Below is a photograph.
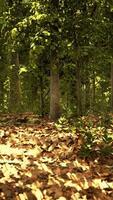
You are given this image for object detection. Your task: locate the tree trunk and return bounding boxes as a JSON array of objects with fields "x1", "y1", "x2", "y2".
[
  {"x1": 39, "y1": 76, "x2": 44, "y2": 116},
  {"x1": 9, "y1": 52, "x2": 21, "y2": 112},
  {"x1": 85, "y1": 78, "x2": 90, "y2": 113},
  {"x1": 76, "y1": 62, "x2": 82, "y2": 116},
  {"x1": 49, "y1": 61, "x2": 60, "y2": 121},
  {"x1": 82, "y1": 84, "x2": 86, "y2": 115},
  {"x1": 90, "y1": 71, "x2": 96, "y2": 113},
  {"x1": 111, "y1": 64, "x2": 113, "y2": 111},
  {"x1": 0, "y1": 80, "x2": 4, "y2": 111}
]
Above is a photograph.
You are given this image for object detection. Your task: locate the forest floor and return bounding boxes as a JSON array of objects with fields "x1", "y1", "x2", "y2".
[{"x1": 0, "y1": 113, "x2": 113, "y2": 200}]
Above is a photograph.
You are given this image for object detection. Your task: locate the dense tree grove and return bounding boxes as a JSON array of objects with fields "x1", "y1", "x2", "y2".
[{"x1": 0, "y1": 0, "x2": 113, "y2": 120}]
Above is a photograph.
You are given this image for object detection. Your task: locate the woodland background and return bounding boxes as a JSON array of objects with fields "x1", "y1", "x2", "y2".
[
  {"x1": 0, "y1": 0, "x2": 113, "y2": 120},
  {"x1": 1, "y1": 1, "x2": 113, "y2": 200}
]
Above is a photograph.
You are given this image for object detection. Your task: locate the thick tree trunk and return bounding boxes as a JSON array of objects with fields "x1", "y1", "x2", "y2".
[
  {"x1": 49, "y1": 62, "x2": 60, "y2": 121},
  {"x1": 9, "y1": 52, "x2": 21, "y2": 112},
  {"x1": 111, "y1": 64, "x2": 113, "y2": 111}
]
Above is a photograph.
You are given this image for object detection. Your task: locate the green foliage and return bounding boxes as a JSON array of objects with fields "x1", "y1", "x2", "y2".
[
  {"x1": 55, "y1": 116, "x2": 70, "y2": 131},
  {"x1": 78, "y1": 117, "x2": 113, "y2": 157},
  {"x1": 55, "y1": 115, "x2": 113, "y2": 158},
  {"x1": 0, "y1": 0, "x2": 113, "y2": 115}
]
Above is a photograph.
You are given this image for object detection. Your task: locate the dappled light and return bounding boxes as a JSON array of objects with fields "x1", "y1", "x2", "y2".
[
  {"x1": 1, "y1": 0, "x2": 113, "y2": 199},
  {"x1": 0, "y1": 114, "x2": 113, "y2": 199}
]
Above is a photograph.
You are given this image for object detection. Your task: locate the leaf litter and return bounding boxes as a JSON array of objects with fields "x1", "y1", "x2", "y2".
[{"x1": 0, "y1": 114, "x2": 113, "y2": 199}]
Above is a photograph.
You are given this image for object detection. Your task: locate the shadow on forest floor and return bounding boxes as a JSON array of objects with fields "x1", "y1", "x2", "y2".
[{"x1": 0, "y1": 114, "x2": 113, "y2": 199}]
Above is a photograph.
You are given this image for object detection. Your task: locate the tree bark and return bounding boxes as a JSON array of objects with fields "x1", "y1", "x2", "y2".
[
  {"x1": 85, "y1": 78, "x2": 90, "y2": 113},
  {"x1": 9, "y1": 52, "x2": 21, "y2": 112},
  {"x1": 90, "y1": 71, "x2": 96, "y2": 113},
  {"x1": 76, "y1": 62, "x2": 82, "y2": 116},
  {"x1": 111, "y1": 64, "x2": 113, "y2": 111},
  {"x1": 39, "y1": 76, "x2": 44, "y2": 116},
  {"x1": 49, "y1": 60, "x2": 60, "y2": 121},
  {"x1": 0, "y1": 80, "x2": 4, "y2": 111}
]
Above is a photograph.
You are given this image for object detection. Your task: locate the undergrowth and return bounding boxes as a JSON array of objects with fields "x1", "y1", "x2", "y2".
[{"x1": 55, "y1": 114, "x2": 113, "y2": 158}]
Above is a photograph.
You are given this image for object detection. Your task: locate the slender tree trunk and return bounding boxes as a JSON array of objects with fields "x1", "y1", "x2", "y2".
[
  {"x1": 82, "y1": 84, "x2": 86, "y2": 115},
  {"x1": 66, "y1": 83, "x2": 69, "y2": 111},
  {"x1": 49, "y1": 60, "x2": 60, "y2": 121},
  {"x1": 9, "y1": 52, "x2": 21, "y2": 112},
  {"x1": 39, "y1": 76, "x2": 44, "y2": 116},
  {"x1": 91, "y1": 71, "x2": 96, "y2": 112},
  {"x1": 85, "y1": 79, "x2": 90, "y2": 113},
  {"x1": 0, "y1": 80, "x2": 4, "y2": 111},
  {"x1": 111, "y1": 64, "x2": 113, "y2": 111},
  {"x1": 76, "y1": 62, "x2": 82, "y2": 116}
]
